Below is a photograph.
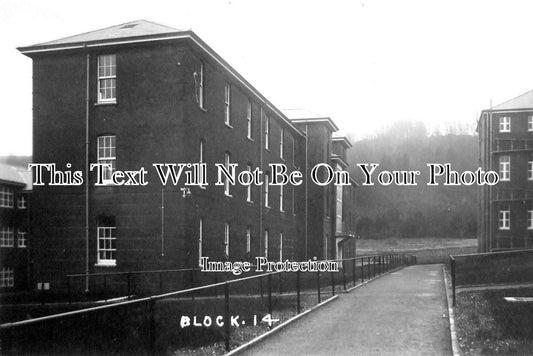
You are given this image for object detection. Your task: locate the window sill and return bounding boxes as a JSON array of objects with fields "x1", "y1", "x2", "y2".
[
  {"x1": 95, "y1": 263, "x2": 116, "y2": 267},
  {"x1": 95, "y1": 101, "x2": 117, "y2": 106}
]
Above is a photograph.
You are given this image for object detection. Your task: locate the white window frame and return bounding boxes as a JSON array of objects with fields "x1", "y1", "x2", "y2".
[
  {"x1": 528, "y1": 211, "x2": 533, "y2": 230},
  {"x1": 264, "y1": 173, "x2": 270, "y2": 207},
  {"x1": 499, "y1": 209, "x2": 510, "y2": 230},
  {"x1": 97, "y1": 220, "x2": 116, "y2": 266},
  {"x1": 529, "y1": 116, "x2": 533, "y2": 132},
  {"x1": 265, "y1": 114, "x2": 270, "y2": 150},
  {"x1": 1, "y1": 227, "x2": 14, "y2": 247},
  {"x1": 279, "y1": 184, "x2": 284, "y2": 212},
  {"x1": 336, "y1": 185, "x2": 343, "y2": 233},
  {"x1": 199, "y1": 218, "x2": 203, "y2": 266},
  {"x1": 246, "y1": 164, "x2": 253, "y2": 202},
  {"x1": 224, "y1": 222, "x2": 230, "y2": 257},
  {"x1": 292, "y1": 186, "x2": 295, "y2": 215},
  {"x1": 0, "y1": 186, "x2": 14, "y2": 208},
  {"x1": 264, "y1": 229, "x2": 269, "y2": 257},
  {"x1": 97, "y1": 54, "x2": 116, "y2": 103},
  {"x1": 198, "y1": 62, "x2": 204, "y2": 109},
  {"x1": 280, "y1": 128, "x2": 284, "y2": 160},
  {"x1": 0, "y1": 267, "x2": 14, "y2": 288},
  {"x1": 499, "y1": 116, "x2": 510, "y2": 132},
  {"x1": 246, "y1": 226, "x2": 251, "y2": 255},
  {"x1": 247, "y1": 100, "x2": 253, "y2": 139},
  {"x1": 17, "y1": 194, "x2": 27, "y2": 209},
  {"x1": 199, "y1": 140, "x2": 206, "y2": 189},
  {"x1": 224, "y1": 152, "x2": 231, "y2": 197},
  {"x1": 292, "y1": 136, "x2": 296, "y2": 166},
  {"x1": 224, "y1": 83, "x2": 231, "y2": 126},
  {"x1": 97, "y1": 135, "x2": 116, "y2": 184},
  {"x1": 499, "y1": 155, "x2": 510, "y2": 181},
  {"x1": 279, "y1": 232, "x2": 283, "y2": 262},
  {"x1": 18, "y1": 230, "x2": 27, "y2": 248}
]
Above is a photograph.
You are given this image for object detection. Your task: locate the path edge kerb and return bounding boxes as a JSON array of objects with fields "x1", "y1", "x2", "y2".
[
  {"x1": 442, "y1": 264, "x2": 460, "y2": 356},
  {"x1": 225, "y1": 295, "x2": 338, "y2": 356},
  {"x1": 226, "y1": 265, "x2": 408, "y2": 356}
]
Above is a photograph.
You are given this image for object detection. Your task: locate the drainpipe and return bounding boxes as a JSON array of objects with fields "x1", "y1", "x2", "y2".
[
  {"x1": 259, "y1": 108, "x2": 263, "y2": 258},
  {"x1": 85, "y1": 51, "x2": 90, "y2": 292},
  {"x1": 305, "y1": 124, "x2": 309, "y2": 260}
]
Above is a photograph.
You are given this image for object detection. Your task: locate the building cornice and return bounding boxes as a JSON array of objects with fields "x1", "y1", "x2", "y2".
[{"x1": 18, "y1": 30, "x2": 304, "y2": 137}]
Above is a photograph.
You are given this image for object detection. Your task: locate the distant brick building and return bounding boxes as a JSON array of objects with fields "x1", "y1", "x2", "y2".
[
  {"x1": 0, "y1": 163, "x2": 31, "y2": 290},
  {"x1": 18, "y1": 20, "x2": 357, "y2": 291},
  {"x1": 478, "y1": 90, "x2": 533, "y2": 251}
]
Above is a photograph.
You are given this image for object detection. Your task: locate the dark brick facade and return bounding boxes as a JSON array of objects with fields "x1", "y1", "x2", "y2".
[
  {"x1": 20, "y1": 22, "x2": 357, "y2": 291},
  {"x1": 0, "y1": 166, "x2": 31, "y2": 291},
  {"x1": 478, "y1": 107, "x2": 533, "y2": 251}
]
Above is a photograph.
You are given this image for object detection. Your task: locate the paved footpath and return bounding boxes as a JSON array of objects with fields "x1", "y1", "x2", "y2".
[{"x1": 246, "y1": 264, "x2": 452, "y2": 356}]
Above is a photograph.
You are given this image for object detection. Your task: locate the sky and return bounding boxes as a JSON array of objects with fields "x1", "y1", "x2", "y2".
[{"x1": 2, "y1": 0, "x2": 533, "y2": 155}]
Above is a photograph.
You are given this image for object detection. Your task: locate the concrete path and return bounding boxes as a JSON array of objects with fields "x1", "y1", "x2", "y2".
[{"x1": 246, "y1": 264, "x2": 452, "y2": 356}]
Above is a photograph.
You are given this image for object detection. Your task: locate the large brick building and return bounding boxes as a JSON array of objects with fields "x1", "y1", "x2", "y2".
[
  {"x1": 0, "y1": 163, "x2": 31, "y2": 290},
  {"x1": 18, "y1": 20, "x2": 356, "y2": 291},
  {"x1": 478, "y1": 90, "x2": 533, "y2": 252}
]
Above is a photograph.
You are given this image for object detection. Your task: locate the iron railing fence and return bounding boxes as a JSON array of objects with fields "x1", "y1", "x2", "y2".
[
  {"x1": 449, "y1": 249, "x2": 533, "y2": 306},
  {"x1": 0, "y1": 253, "x2": 413, "y2": 354}
]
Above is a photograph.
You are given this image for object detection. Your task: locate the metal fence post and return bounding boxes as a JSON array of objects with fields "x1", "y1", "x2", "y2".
[
  {"x1": 127, "y1": 272, "x2": 131, "y2": 300},
  {"x1": 268, "y1": 274, "x2": 273, "y2": 317},
  {"x1": 296, "y1": 269, "x2": 301, "y2": 314},
  {"x1": 260, "y1": 275, "x2": 264, "y2": 299},
  {"x1": 372, "y1": 256, "x2": 376, "y2": 278},
  {"x1": 361, "y1": 258, "x2": 364, "y2": 282},
  {"x1": 103, "y1": 275, "x2": 107, "y2": 302},
  {"x1": 352, "y1": 258, "x2": 356, "y2": 286},
  {"x1": 278, "y1": 273, "x2": 282, "y2": 295},
  {"x1": 224, "y1": 282, "x2": 230, "y2": 351},
  {"x1": 149, "y1": 298, "x2": 156, "y2": 354},
  {"x1": 67, "y1": 276, "x2": 72, "y2": 305},
  {"x1": 317, "y1": 270, "x2": 321, "y2": 304},
  {"x1": 450, "y1": 256, "x2": 456, "y2": 307},
  {"x1": 331, "y1": 270, "x2": 335, "y2": 296},
  {"x1": 342, "y1": 260, "x2": 347, "y2": 290}
]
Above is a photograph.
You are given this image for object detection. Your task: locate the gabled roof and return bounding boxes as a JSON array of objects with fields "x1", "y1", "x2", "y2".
[
  {"x1": 0, "y1": 163, "x2": 32, "y2": 190},
  {"x1": 491, "y1": 89, "x2": 533, "y2": 111},
  {"x1": 18, "y1": 20, "x2": 182, "y2": 52}
]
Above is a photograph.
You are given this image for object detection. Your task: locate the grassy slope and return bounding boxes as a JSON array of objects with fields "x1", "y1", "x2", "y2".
[{"x1": 356, "y1": 238, "x2": 477, "y2": 264}]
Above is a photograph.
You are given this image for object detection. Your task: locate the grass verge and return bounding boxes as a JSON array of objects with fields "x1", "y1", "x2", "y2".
[{"x1": 455, "y1": 287, "x2": 533, "y2": 355}]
